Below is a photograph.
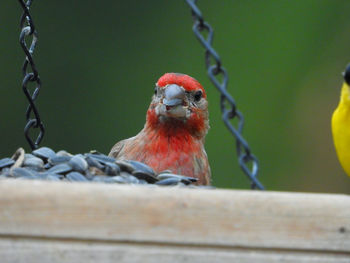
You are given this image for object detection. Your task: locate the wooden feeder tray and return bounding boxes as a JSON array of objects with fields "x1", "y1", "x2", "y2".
[{"x1": 0, "y1": 179, "x2": 349, "y2": 262}]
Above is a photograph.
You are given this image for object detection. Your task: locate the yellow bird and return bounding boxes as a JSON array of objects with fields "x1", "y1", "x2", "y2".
[{"x1": 332, "y1": 64, "x2": 350, "y2": 176}]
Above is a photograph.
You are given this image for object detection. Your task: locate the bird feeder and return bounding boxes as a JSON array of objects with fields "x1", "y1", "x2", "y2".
[{"x1": 0, "y1": 1, "x2": 349, "y2": 262}]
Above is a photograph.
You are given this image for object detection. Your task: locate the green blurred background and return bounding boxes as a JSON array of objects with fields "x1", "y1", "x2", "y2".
[{"x1": 2, "y1": 0, "x2": 350, "y2": 193}]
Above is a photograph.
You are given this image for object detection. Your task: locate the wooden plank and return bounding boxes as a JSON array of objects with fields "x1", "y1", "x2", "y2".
[
  {"x1": 0, "y1": 237, "x2": 349, "y2": 263},
  {"x1": 0, "y1": 179, "x2": 349, "y2": 260}
]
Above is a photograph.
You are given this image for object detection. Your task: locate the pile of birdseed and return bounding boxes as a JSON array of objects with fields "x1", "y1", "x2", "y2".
[{"x1": 0, "y1": 147, "x2": 210, "y2": 187}]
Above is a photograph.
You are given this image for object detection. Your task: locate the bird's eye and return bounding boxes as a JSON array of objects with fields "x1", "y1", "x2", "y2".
[
  {"x1": 154, "y1": 87, "x2": 158, "y2": 95},
  {"x1": 194, "y1": 90, "x2": 202, "y2": 101},
  {"x1": 344, "y1": 63, "x2": 350, "y2": 85}
]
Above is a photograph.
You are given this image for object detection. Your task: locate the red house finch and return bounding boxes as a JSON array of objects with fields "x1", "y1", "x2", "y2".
[{"x1": 109, "y1": 73, "x2": 211, "y2": 185}]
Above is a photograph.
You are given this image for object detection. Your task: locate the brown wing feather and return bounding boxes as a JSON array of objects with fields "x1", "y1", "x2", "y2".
[
  {"x1": 108, "y1": 136, "x2": 138, "y2": 159},
  {"x1": 108, "y1": 139, "x2": 127, "y2": 159}
]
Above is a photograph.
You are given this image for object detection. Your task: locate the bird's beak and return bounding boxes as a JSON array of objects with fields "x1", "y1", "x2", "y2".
[
  {"x1": 163, "y1": 84, "x2": 185, "y2": 107},
  {"x1": 156, "y1": 84, "x2": 189, "y2": 119}
]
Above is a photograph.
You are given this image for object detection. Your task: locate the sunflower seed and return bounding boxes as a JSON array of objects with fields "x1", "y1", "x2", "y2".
[
  {"x1": 84, "y1": 170, "x2": 94, "y2": 180},
  {"x1": 157, "y1": 173, "x2": 198, "y2": 183},
  {"x1": 11, "y1": 167, "x2": 37, "y2": 178},
  {"x1": 155, "y1": 177, "x2": 182, "y2": 185},
  {"x1": 44, "y1": 163, "x2": 52, "y2": 169},
  {"x1": 115, "y1": 160, "x2": 135, "y2": 173},
  {"x1": 120, "y1": 172, "x2": 139, "y2": 184},
  {"x1": 104, "y1": 162, "x2": 120, "y2": 176},
  {"x1": 138, "y1": 179, "x2": 148, "y2": 184},
  {"x1": 0, "y1": 158, "x2": 15, "y2": 169},
  {"x1": 87, "y1": 153, "x2": 115, "y2": 164},
  {"x1": 66, "y1": 172, "x2": 89, "y2": 182},
  {"x1": 127, "y1": 160, "x2": 155, "y2": 175},
  {"x1": 0, "y1": 148, "x2": 200, "y2": 187},
  {"x1": 23, "y1": 156, "x2": 44, "y2": 168},
  {"x1": 48, "y1": 155, "x2": 71, "y2": 165},
  {"x1": 47, "y1": 163, "x2": 72, "y2": 174},
  {"x1": 24, "y1": 153, "x2": 36, "y2": 159},
  {"x1": 69, "y1": 155, "x2": 88, "y2": 173},
  {"x1": 85, "y1": 156, "x2": 104, "y2": 170},
  {"x1": 89, "y1": 150, "x2": 103, "y2": 155},
  {"x1": 124, "y1": 175, "x2": 139, "y2": 184},
  {"x1": 43, "y1": 172, "x2": 64, "y2": 180},
  {"x1": 56, "y1": 150, "x2": 73, "y2": 157},
  {"x1": 32, "y1": 147, "x2": 56, "y2": 160},
  {"x1": 88, "y1": 166, "x2": 105, "y2": 175},
  {"x1": 12, "y1": 148, "x2": 25, "y2": 168},
  {"x1": 36, "y1": 173, "x2": 51, "y2": 180},
  {"x1": 0, "y1": 168, "x2": 11, "y2": 177},
  {"x1": 132, "y1": 170, "x2": 158, "y2": 183}
]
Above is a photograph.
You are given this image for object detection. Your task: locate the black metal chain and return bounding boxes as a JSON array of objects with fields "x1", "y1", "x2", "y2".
[
  {"x1": 18, "y1": 0, "x2": 45, "y2": 150},
  {"x1": 185, "y1": 0, "x2": 264, "y2": 190}
]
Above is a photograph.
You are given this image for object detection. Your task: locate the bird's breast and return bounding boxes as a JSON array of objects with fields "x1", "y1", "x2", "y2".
[
  {"x1": 121, "y1": 128, "x2": 210, "y2": 184},
  {"x1": 332, "y1": 103, "x2": 350, "y2": 177}
]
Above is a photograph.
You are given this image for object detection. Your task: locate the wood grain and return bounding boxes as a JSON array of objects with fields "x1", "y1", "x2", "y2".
[
  {"x1": 1, "y1": 238, "x2": 349, "y2": 263},
  {"x1": 0, "y1": 179, "x2": 349, "y2": 262}
]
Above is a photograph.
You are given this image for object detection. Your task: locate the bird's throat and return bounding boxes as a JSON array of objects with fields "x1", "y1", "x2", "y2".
[
  {"x1": 146, "y1": 108, "x2": 208, "y2": 139},
  {"x1": 340, "y1": 83, "x2": 350, "y2": 106},
  {"x1": 136, "y1": 123, "x2": 203, "y2": 175}
]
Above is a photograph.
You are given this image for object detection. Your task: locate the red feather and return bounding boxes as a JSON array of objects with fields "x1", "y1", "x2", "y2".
[{"x1": 109, "y1": 73, "x2": 211, "y2": 185}]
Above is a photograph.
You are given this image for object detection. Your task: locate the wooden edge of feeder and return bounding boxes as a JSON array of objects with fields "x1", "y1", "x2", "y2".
[{"x1": 0, "y1": 179, "x2": 349, "y2": 263}]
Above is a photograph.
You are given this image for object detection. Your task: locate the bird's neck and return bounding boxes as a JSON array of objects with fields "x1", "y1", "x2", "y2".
[
  {"x1": 144, "y1": 118, "x2": 202, "y2": 146},
  {"x1": 145, "y1": 108, "x2": 208, "y2": 139},
  {"x1": 140, "y1": 108, "x2": 206, "y2": 155},
  {"x1": 340, "y1": 83, "x2": 350, "y2": 107},
  {"x1": 143, "y1": 124, "x2": 201, "y2": 154}
]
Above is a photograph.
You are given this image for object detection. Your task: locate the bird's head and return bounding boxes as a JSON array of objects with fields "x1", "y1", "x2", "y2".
[
  {"x1": 146, "y1": 73, "x2": 209, "y2": 138},
  {"x1": 340, "y1": 64, "x2": 350, "y2": 105},
  {"x1": 343, "y1": 63, "x2": 350, "y2": 86}
]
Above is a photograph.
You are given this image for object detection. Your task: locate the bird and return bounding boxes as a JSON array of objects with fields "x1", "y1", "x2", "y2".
[
  {"x1": 109, "y1": 73, "x2": 211, "y2": 185},
  {"x1": 332, "y1": 63, "x2": 350, "y2": 177}
]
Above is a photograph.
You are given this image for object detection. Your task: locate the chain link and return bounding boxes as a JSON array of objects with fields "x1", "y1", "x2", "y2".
[
  {"x1": 185, "y1": 0, "x2": 264, "y2": 190},
  {"x1": 18, "y1": 0, "x2": 45, "y2": 150}
]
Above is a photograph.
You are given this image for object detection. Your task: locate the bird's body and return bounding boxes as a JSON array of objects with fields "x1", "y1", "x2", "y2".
[
  {"x1": 332, "y1": 79, "x2": 350, "y2": 177},
  {"x1": 109, "y1": 73, "x2": 211, "y2": 185}
]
